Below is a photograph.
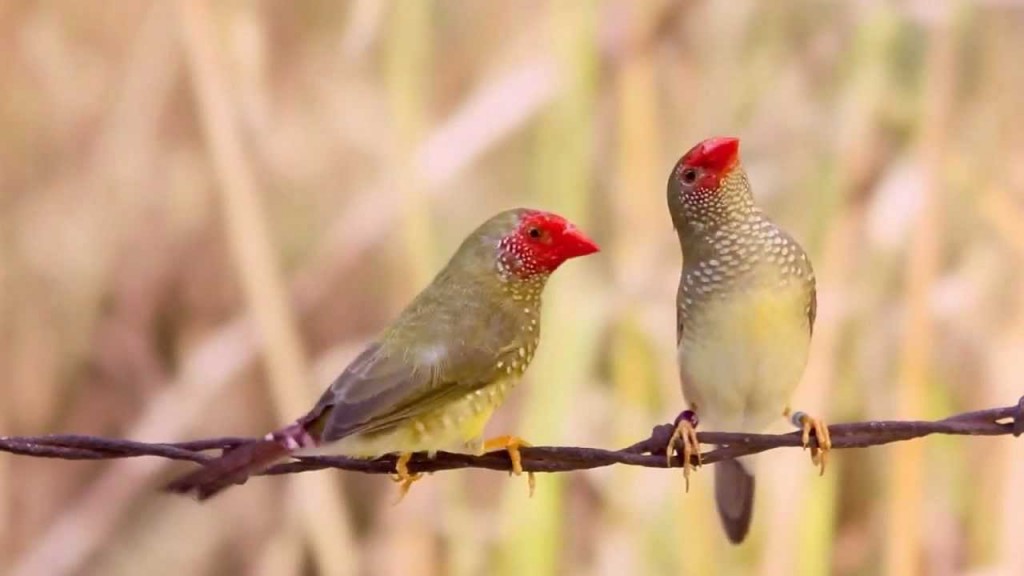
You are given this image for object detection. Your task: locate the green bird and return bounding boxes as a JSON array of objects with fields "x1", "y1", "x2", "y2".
[
  {"x1": 665, "y1": 137, "x2": 830, "y2": 543},
  {"x1": 165, "y1": 208, "x2": 599, "y2": 500}
]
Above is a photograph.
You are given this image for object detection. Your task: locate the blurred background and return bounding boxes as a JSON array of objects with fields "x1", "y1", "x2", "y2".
[{"x1": 1, "y1": 1, "x2": 1023, "y2": 575}]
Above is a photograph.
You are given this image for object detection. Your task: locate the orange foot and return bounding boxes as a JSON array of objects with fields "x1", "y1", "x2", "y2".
[
  {"x1": 785, "y1": 408, "x2": 832, "y2": 476},
  {"x1": 390, "y1": 452, "x2": 424, "y2": 503},
  {"x1": 483, "y1": 435, "x2": 536, "y2": 497},
  {"x1": 666, "y1": 409, "x2": 702, "y2": 492}
]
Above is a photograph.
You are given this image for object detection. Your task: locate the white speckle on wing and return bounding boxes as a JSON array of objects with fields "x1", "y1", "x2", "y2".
[{"x1": 419, "y1": 344, "x2": 447, "y2": 366}]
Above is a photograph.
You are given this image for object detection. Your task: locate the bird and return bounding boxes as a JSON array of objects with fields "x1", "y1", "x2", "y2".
[
  {"x1": 665, "y1": 136, "x2": 830, "y2": 544},
  {"x1": 164, "y1": 208, "x2": 599, "y2": 501}
]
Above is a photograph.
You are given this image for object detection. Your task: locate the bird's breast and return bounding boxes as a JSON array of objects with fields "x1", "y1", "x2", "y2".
[
  {"x1": 412, "y1": 377, "x2": 518, "y2": 446},
  {"x1": 678, "y1": 283, "x2": 811, "y2": 432}
]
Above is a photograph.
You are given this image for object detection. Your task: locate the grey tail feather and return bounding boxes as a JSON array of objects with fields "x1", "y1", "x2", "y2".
[
  {"x1": 163, "y1": 438, "x2": 290, "y2": 500},
  {"x1": 164, "y1": 422, "x2": 317, "y2": 501},
  {"x1": 714, "y1": 458, "x2": 755, "y2": 544}
]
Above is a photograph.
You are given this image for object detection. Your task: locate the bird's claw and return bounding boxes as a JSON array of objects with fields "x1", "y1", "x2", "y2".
[
  {"x1": 390, "y1": 452, "x2": 424, "y2": 503},
  {"x1": 789, "y1": 410, "x2": 832, "y2": 476},
  {"x1": 483, "y1": 435, "x2": 536, "y2": 497},
  {"x1": 666, "y1": 409, "x2": 702, "y2": 492}
]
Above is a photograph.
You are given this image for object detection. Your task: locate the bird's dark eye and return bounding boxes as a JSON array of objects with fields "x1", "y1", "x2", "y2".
[
  {"x1": 528, "y1": 227, "x2": 541, "y2": 239},
  {"x1": 681, "y1": 168, "x2": 697, "y2": 185}
]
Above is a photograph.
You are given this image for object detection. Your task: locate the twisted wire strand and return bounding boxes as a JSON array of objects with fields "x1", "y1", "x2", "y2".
[{"x1": 1, "y1": 398, "x2": 1020, "y2": 478}]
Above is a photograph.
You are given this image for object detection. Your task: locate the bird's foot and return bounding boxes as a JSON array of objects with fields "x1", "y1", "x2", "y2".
[
  {"x1": 390, "y1": 452, "x2": 424, "y2": 503},
  {"x1": 483, "y1": 435, "x2": 536, "y2": 497},
  {"x1": 666, "y1": 409, "x2": 702, "y2": 492},
  {"x1": 786, "y1": 409, "x2": 832, "y2": 475}
]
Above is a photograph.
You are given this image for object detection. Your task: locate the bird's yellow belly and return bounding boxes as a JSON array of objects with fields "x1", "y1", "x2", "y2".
[
  {"x1": 314, "y1": 378, "x2": 517, "y2": 458},
  {"x1": 679, "y1": 288, "x2": 810, "y2": 432}
]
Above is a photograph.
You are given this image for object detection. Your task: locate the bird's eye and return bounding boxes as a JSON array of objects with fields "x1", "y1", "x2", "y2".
[
  {"x1": 528, "y1": 227, "x2": 542, "y2": 239},
  {"x1": 681, "y1": 168, "x2": 697, "y2": 185}
]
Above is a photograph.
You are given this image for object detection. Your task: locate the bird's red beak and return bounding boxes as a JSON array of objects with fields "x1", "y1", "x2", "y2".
[
  {"x1": 685, "y1": 136, "x2": 740, "y2": 175},
  {"x1": 559, "y1": 225, "x2": 600, "y2": 260}
]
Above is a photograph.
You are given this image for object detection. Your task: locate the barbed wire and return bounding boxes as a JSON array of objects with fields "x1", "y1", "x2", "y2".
[{"x1": 1, "y1": 397, "x2": 1021, "y2": 479}]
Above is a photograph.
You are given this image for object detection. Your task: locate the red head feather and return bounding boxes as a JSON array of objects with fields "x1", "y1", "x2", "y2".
[
  {"x1": 674, "y1": 137, "x2": 741, "y2": 191},
  {"x1": 499, "y1": 210, "x2": 599, "y2": 277}
]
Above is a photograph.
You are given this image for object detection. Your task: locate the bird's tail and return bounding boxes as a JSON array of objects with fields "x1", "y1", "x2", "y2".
[
  {"x1": 714, "y1": 457, "x2": 755, "y2": 544},
  {"x1": 164, "y1": 422, "x2": 316, "y2": 501}
]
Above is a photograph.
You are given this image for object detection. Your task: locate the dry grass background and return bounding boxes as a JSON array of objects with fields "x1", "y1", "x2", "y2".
[{"x1": 2, "y1": 1, "x2": 1024, "y2": 575}]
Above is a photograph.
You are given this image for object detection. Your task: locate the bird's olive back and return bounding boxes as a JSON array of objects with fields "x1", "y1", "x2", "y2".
[{"x1": 378, "y1": 208, "x2": 547, "y2": 378}]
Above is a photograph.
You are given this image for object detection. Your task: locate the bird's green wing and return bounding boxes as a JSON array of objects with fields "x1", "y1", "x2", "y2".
[
  {"x1": 314, "y1": 340, "x2": 507, "y2": 443},
  {"x1": 807, "y1": 283, "x2": 817, "y2": 336},
  {"x1": 676, "y1": 281, "x2": 685, "y2": 345}
]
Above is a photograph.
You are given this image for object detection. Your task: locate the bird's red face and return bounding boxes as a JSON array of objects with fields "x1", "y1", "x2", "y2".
[
  {"x1": 672, "y1": 136, "x2": 741, "y2": 197},
  {"x1": 499, "y1": 210, "x2": 599, "y2": 277}
]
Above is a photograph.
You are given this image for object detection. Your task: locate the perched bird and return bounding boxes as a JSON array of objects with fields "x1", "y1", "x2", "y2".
[
  {"x1": 665, "y1": 137, "x2": 829, "y2": 544},
  {"x1": 165, "y1": 208, "x2": 599, "y2": 500}
]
